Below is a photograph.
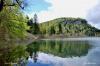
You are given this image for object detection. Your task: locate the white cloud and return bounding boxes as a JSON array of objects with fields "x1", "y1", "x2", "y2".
[
  {"x1": 28, "y1": 0, "x2": 98, "y2": 23},
  {"x1": 86, "y1": 0, "x2": 100, "y2": 29}
]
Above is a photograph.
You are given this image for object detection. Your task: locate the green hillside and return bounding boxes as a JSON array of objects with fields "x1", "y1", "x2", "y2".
[{"x1": 39, "y1": 17, "x2": 99, "y2": 37}]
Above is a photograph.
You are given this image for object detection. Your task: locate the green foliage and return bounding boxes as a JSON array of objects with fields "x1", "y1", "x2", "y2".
[
  {"x1": 0, "y1": 4, "x2": 27, "y2": 40},
  {"x1": 58, "y1": 23, "x2": 62, "y2": 34},
  {"x1": 0, "y1": 0, "x2": 24, "y2": 11},
  {"x1": 31, "y1": 22, "x2": 40, "y2": 34},
  {"x1": 0, "y1": 0, "x2": 28, "y2": 65},
  {"x1": 49, "y1": 26, "x2": 55, "y2": 35},
  {"x1": 40, "y1": 17, "x2": 98, "y2": 36},
  {"x1": 27, "y1": 14, "x2": 40, "y2": 35}
]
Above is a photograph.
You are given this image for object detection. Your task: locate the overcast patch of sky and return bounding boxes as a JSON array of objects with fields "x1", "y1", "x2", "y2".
[{"x1": 86, "y1": 0, "x2": 100, "y2": 29}]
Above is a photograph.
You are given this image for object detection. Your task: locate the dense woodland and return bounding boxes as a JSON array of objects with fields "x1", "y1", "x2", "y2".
[
  {"x1": 0, "y1": 0, "x2": 100, "y2": 66},
  {"x1": 40, "y1": 18, "x2": 95, "y2": 36},
  {"x1": 28, "y1": 17, "x2": 100, "y2": 37},
  {"x1": 0, "y1": 0, "x2": 99, "y2": 40}
]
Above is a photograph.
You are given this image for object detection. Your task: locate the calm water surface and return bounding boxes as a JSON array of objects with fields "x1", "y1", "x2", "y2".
[{"x1": 26, "y1": 38, "x2": 100, "y2": 66}]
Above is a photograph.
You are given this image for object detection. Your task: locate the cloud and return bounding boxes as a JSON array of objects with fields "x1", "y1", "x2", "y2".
[
  {"x1": 86, "y1": 0, "x2": 100, "y2": 29},
  {"x1": 27, "y1": 0, "x2": 99, "y2": 29},
  {"x1": 34, "y1": 0, "x2": 97, "y2": 22}
]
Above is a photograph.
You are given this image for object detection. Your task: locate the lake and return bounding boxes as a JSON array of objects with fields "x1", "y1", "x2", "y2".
[{"x1": 26, "y1": 37, "x2": 100, "y2": 66}]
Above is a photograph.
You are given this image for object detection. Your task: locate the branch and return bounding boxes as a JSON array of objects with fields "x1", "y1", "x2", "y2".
[
  {"x1": 15, "y1": 0, "x2": 24, "y2": 9},
  {"x1": 0, "y1": 0, "x2": 4, "y2": 11},
  {"x1": 0, "y1": 0, "x2": 24, "y2": 11}
]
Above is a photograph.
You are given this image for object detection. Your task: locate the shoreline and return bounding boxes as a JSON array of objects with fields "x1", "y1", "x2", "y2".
[{"x1": 41, "y1": 37, "x2": 100, "y2": 41}]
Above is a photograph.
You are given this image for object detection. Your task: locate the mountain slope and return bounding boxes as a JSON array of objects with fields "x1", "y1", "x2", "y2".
[{"x1": 39, "y1": 17, "x2": 99, "y2": 37}]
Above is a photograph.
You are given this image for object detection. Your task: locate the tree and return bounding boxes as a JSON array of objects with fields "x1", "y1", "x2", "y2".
[
  {"x1": 0, "y1": 0, "x2": 24, "y2": 11},
  {"x1": 50, "y1": 26, "x2": 55, "y2": 35},
  {"x1": 0, "y1": 6, "x2": 27, "y2": 40},
  {"x1": 27, "y1": 18, "x2": 34, "y2": 33},
  {"x1": 58, "y1": 23, "x2": 62, "y2": 34},
  {"x1": 30, "y1": 14, "x2": 40, "y2": 34},
  {"x1": 0, "y1": 0, "x2": 28, "y2": 65}
]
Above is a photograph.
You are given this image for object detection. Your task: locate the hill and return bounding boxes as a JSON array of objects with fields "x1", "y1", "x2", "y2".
[{"x1": 39, "y1": 17, "x2": 99, "y2": 37}]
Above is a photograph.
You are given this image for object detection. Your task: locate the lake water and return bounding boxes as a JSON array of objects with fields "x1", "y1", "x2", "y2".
[{"x1": 26, "y1": 37, "x2": 100, "y2": 66}]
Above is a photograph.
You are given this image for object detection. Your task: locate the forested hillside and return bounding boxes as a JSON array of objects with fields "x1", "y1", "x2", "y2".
[{"x1": 39, "y1": 17, "x2": 99, "y2": 37}]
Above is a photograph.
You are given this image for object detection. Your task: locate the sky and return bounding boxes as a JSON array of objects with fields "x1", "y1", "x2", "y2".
[{"x1": 23, "y1": 0, "x2": 100, "y2": 29}]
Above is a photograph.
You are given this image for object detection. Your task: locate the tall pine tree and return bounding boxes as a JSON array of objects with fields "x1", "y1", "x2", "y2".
[{"x1": 29, "y1": 14, "x2": 40, "y2": 34}]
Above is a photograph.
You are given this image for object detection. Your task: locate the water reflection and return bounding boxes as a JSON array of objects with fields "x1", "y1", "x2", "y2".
[
  {"x1": 85, "y1": 40, "x2": 100, "y2": 66},
  {"x1": 26, "y1": 41, "x2": 40, "y2": 63},
  {"x1": 0, "y1": 41, "x2": 28, "y2": 66},
  {"x1": 27, "y1": 52, "x2": 86, "y2": 66},
  {"x1": 1, "y1": 38, "x2": 100, "y2": 66},
  {"x1": 26, "y1": 40, "x2": 93, "y2": 66}
]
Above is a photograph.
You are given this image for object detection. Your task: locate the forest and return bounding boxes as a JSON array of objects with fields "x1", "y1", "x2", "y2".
[
  {"x1": 0, "y1": 0, "x2": 99, "y2": 41},
  {"x1": 28, "y1": 17, "x2": 100, "y2": 37},
  {"x1": 0, "y1": 0, "x2": 100, "y2": 66}
]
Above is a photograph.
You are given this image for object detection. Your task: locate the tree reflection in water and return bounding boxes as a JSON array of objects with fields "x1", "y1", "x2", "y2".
[
  {"x1": 26, "y1": 40, "x2": 92, "y2": 62},
  {"x1": 26, "y1": 41, "x2": 40, "y2": 63},
  {"x1": 0, "y1": 41, "x2": 28, "y2": 66}
]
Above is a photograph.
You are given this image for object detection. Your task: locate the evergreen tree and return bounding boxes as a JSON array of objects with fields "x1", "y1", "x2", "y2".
[
  {"x1": 50, "y1": 26, "x2": 55, "y2": 35},
  {"x1": 28, "y1": 14, "x2": 40, "y2": 34},
  {"x1": 58, "y1": 23, "x2": 62, "y2": 34}
]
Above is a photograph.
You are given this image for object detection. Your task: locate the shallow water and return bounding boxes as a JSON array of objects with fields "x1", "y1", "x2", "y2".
[{"x1": 26, "y1": 37, "x2": 100, "y2": 66}]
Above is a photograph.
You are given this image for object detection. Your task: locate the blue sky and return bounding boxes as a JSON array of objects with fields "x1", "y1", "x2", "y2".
[
  {"x1": 23, "y1": 0, "x2": 51, "y2": 13},
  {"x1": 23, "y1": 0, "x2": 100, "y2": 29}
]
